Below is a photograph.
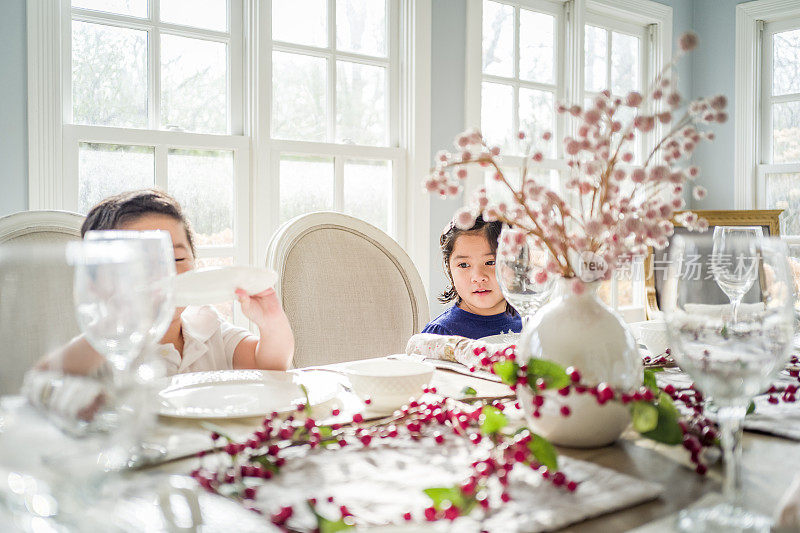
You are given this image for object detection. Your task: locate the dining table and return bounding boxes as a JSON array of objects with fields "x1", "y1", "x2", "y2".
[{"x1": 1, "y1": 356, "x2": 799, "y2": 532}]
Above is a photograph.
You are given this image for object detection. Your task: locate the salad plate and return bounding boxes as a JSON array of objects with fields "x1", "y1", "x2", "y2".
[{"x1": 158, "y1": 369, "x2": 338, "y2": 419}]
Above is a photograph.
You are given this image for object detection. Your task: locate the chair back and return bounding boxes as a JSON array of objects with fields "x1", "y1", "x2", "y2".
[
  {"x1": 266, "y1": 212, "x2": 429, "y2": 368},
  {"x1": 0, "y1": 210, "x2": 84, "y2": 394}
]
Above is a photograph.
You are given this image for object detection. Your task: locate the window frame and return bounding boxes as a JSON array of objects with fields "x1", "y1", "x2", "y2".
[
  {"x1": 27, "y1": 0, "x2": 432, "y2": 294},
  {"x1": 754, "y1": 15, "x2": 800, "y2": 231},
  {"x1": 464, "y1": 0, "x2": 671, "y2": 316},
  {"x1": 735, "y1": 0, "x2": 800, "y2": 212}
]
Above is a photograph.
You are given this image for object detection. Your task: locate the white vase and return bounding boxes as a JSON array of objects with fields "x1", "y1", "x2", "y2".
[{"x1": 517, "y1": 278, "x2": 642, "y2": 448}]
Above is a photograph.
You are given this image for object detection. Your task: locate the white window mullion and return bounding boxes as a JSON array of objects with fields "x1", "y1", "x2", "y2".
[
  {"x1": 150, "y1": 24, "x2": 161, "y2": 130},
  {"x1": 761, "y1": 22, "x2": 773, "y2": 166},
  {"x1": 334, "y1": 156, "x2": 345, "y2": 212},
  {"x1": 155, "y1": 145, "x2": 168, "y2": 189},
  {"x1": 327, "y1": 0, "x2": 336, "y2": 143}
]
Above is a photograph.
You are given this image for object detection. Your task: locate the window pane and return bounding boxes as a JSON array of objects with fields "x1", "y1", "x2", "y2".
[
  {"x1": 272, "y1": 52, "x2": 327, "y2": 141},
  {"x1": 343, "y1": 159, "x2": 391, "y2": 232},
  {"x1": 336, "y1": 61, "x2": 387, "y2": 146},
  {"x1": 482, "y1": 0, "x2": 514, "y2": 77},
  {"x1": 72, "y1": 0, "x2": 147, "y2": 18},
  {"x1": 519, "y1": 9, "x2": 554, "y2": 84},
  {"x1": 481, "y1": 82, "x2": 514, "y2": 152},
  {"x1": 336, "y1": 0, "x2": 387, "y2": 57},
  {"x1": 272, "y1": 0, "x2": 327, "y2": 47},
  {"x1": 772, "y1": 101, "x2": 800, "y2": 163},
  {"x1": 72, "y1": 21, "x2": 147, "y2": 128},
  {"x1": 168, "y1": 149, "x2": 234, "y2": 246},
  {"x1": 519, "y1": 88, "x2": 555, "y2": 157},
  {"x1": 611, "y1": 31, "x2": 639, "y2": 95},
  {"x1": 773, "y1": 29, "x2": 800, "y2": 96},
  {"x1": 766, "y1": 172, "x2": 800, "y2": 235},
  {"x1": 78, "y1": 143, "x2": 153, "y2": 213},
  {"x1": 279, "y1": 155, "x2": 334, "y2": 223},
  {"x1": 161, "y1": 35, "x2": 228, "y2": 134},
  {"x1": 485, "y1": 166, "x2": 520, "y2": 205},
  {"x1": 584, "y1": 25, "x2": 607, "y2": 93},
  {"x1": 160, "y1": 0, "x2": 227, "y2": 32}
]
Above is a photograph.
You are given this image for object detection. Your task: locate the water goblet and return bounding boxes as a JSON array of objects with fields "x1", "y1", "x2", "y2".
[
  {"x1": 711, "y1": 226, "x2": 764, "y2": 323},
  {"x1": 69, "y1": 239, "x2": 155, "y2": 469},
  {"x1": 663, "y1": 234, "x2": 795, "y2": 532},
  {"x1": 496, "y1": 227, "x2": 555, "y2": 326},
  {"x1": 83, "y1": 230, "x2": 176, "y2": 466}
]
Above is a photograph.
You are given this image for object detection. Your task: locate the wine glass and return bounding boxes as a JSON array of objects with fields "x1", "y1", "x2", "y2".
[
  {"x1": 83, "y1": 230, "x2": 176, "y2": 466},
  {"x1": 711, "y1": 226, "x2": 764, "y2": 323},
  {"x1": 84, "y1": 230, "x2": 175, "y2": 352},
  {"x1": 495, "y1": 227, "x2": 556, "y2": 326},
  {"x1": 662, "y1": 234, "x2": 795, "y2": 532},
  {"x1": 69, "y1": 239, "x2": 155, "y2": 469}
]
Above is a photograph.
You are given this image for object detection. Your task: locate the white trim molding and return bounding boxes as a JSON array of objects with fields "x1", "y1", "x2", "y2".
[
  {"x1": 400, "y1": 0, "x2": 432, "y2": 293},
  {"x1": 735, "y1": 0, "x2": 800, "y2": 209},
  {"x1": 26, "y1": 0, "x2": 64, "y2": 210}
]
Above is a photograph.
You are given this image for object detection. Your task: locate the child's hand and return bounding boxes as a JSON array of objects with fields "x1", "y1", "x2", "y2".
[{"x1": 235, "y1": 287, "x2": 286, "y2": 327}]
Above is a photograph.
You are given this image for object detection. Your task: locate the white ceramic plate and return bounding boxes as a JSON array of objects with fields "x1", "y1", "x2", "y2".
[
  {"x1": 173, "y1": 266, "x2": 278, "y2": 306},
  {"x1": 158, "y1": 370, "x2": 338, "y2": 419},
  {"x1": 479, "y1": 332, "x2": 520, "y2": 345}
]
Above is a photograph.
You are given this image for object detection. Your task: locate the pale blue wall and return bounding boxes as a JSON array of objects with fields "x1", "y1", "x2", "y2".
[
  {"x1": 0, "y1": 0, "x2": 27, "y2": 217},
  {"x1": 689, "y1": 0, "x2": 751, "y2": 209}
]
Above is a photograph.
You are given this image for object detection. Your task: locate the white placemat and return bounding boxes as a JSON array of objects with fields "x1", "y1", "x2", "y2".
[
  {"x1": 248, "y1": 430, "x2": 663, "y2": 532},
  {"x1": 656, "y1": 369, "x2": 800, "y2": 441}
]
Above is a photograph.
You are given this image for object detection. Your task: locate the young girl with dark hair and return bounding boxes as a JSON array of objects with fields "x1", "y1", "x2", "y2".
[{"x1": 422, "y1": 215, "x2": 521, "y2": 339}]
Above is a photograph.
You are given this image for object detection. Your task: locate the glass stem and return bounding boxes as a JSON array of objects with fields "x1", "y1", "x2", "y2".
[
  {"x1": 718, "y1": 406, "x2": 746, "y2": 508},
  {"x1": 730, "y1": 296, "x2": 743, "y2": 323},
  {"x1": 521, "y1": 314, "x2": 533, "y2": 330}
]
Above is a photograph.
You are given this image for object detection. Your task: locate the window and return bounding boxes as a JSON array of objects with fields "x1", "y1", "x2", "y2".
[
  {"x1": 268, "y1": 0, "x2": 404, "y2": 237},
  {"x1": 62, "y1": 0, "x2": 249, "y2": 293},
  {"x1": 757, "y1": 18, "x2": 800, "y2": 237},
  {"x1": 28, "y1": 1, "x2": 431, "y2": 311},
  {"x1": 465, "y1": 0, "x2": 670, "y2": 315}
]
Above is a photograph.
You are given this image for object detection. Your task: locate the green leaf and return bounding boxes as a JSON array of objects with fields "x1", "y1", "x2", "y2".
[
  {"x1": 747, "y1": 400, "x2": 755, "y2": 415},
  {"x1": 201, "y1": 422, "x2": 234, "y2": 443},
  {"x1": 630, "y1": 401, "x2": 659, "y2": 433},
  {"x1": 299, "y1": 383, "x2": 312, "y2": 415},
  {"x1": 307, "y1": 501, "x2": 354, "y2": 532},
  {"x1": 526, "y1": 359, "x2": 570, "y2": 390},
  {"x1": 527, "y1": 432, "x2": 558, "y2": 471},
  {"x1": 423, "y1": 487, "x2": 465, "y2": 511},
  {"x1": 493, "y1": 360, "x2": 519, "y2": 385},
  {"x1": 479, "y1": 405, "x2": 508, "y2": 435},
  {"x1": 461, "y1": 386, "x2": 477, "y2": 397},
  {"x1": 319, "y1": 517, "x2": 353, "y2": 533},
  {"x1": 317, "y1": 425, "x2": 334, "y2": 438},
  {"x1": 643, "y1": 368, "x2": 662, "y2": 392},
  {"x1": 638, "y1": 392, "x2": 683, "y2": 445}
]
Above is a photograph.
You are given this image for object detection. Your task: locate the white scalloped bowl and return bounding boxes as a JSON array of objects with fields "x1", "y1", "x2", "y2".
[
  {"x1": 637, "y1": 321, "x2": 670, "y2": 356},
  {"x1": 343, "y1": 358, "x2": 435, "y2": 412}
]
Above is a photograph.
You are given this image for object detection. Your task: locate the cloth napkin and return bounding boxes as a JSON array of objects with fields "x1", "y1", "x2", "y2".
[
  {"x1": 776, "y1": 471, "x2": 800, "y2": 530},
  {"x1": 405, "y1": 333, "x2": 512, "y2": 380}
]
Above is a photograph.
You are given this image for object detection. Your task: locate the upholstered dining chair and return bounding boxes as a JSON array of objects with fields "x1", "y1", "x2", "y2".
[
  {"x1": 0, "y1": 210, "x2": 85, "y2": 395},
  {"x1": 266, "y1": 212, "x2": 430, "y2": 369}
]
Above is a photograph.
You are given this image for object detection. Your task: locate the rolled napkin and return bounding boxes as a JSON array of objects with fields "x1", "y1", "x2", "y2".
[
  {"x1": 22, "y1": 369, "x2": 108, "y2": 423},
  {"x1": 405, "y1": 333, "x2": 511, "y2": 369},
  {"x1": 775, "y1": 471, "x2": 800, "y2": 530}
]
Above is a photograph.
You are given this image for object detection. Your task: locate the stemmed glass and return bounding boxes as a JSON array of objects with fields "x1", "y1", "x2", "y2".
[
  {"x1": 711, "y1": 226, "x2": 764, "y2": 323},
  {"x1": 663, "y1": 234, "x2": 795, "y2": 532},
  {"x1": 68, "y1": 239, "x2": 155, "y2": 469},
  {"x1": 83, "y1": 230, "x2": 176, "y2": 466},
  {"x1": 496, "y1": 227, "x2": 556, "y2": 326}
]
